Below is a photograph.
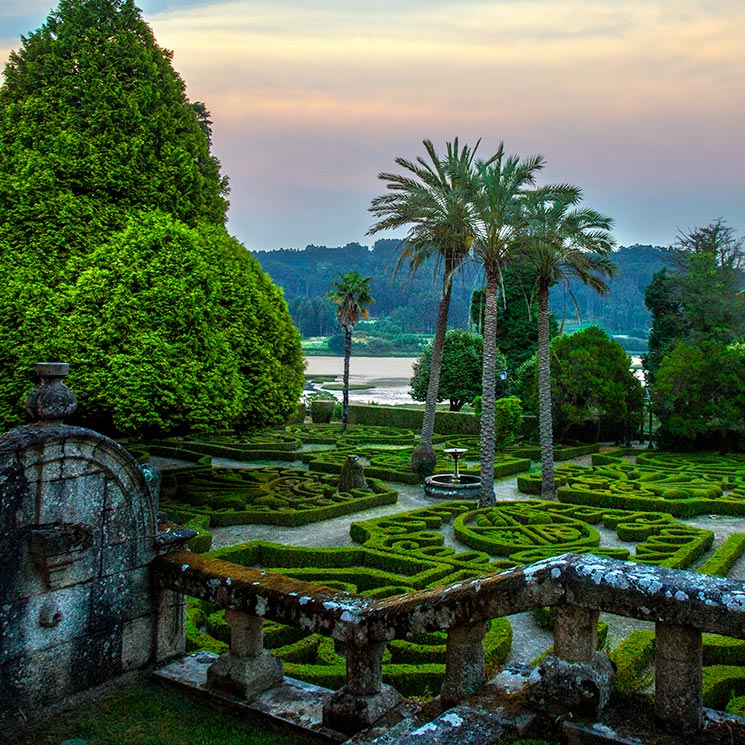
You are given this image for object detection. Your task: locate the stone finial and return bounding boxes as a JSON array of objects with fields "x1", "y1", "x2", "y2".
[{"x1": 25, "y1": 362, "x2": 77, "y2": 424}]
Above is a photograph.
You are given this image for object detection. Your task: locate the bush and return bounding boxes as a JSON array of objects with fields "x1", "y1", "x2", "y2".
[
  {"x1": 159, "y1": 466, "x2": 399, "y2": 527},
  {"x1": 653, "y1": 341, "x2": 745, "y2": 452},
  {"x1": 609, "y1": 630, "x2": 655, "y2": 696},
  {"x1": 0, "y1": 2, "x2": 304, "y2": 434},
  {"x1": 310, "y1": 400, "x2": 335, "y2": 423}
]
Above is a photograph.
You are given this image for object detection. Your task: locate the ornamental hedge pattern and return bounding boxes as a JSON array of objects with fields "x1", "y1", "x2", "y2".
[
  {"x1": 517, "y1": 453, "x2": 745, "y2": 517},
  {"x1": 304, "y1": 445, "x2": 530, "y2": 485},
  {"x1": 182, "y1": 497, "x2": 725, "y2": 696},
  {"x1": 160, "y1": 465, "x2": 398, "y2": 527},
  {"x1": 155, "y1": 432, "x2": 745, "y2": 708}
]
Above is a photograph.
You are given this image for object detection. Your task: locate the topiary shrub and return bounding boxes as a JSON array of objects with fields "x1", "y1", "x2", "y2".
[{"x1": 310, "y1": 400, "x2": 335, "y2": 424}]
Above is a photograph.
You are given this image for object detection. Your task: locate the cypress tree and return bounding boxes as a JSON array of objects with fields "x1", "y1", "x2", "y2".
[{"x1": 0, "y1": 0, "x2": 304, "y2": 433}]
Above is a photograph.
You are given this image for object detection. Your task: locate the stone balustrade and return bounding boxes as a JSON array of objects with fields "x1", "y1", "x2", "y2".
[{"x1": 152, "y1": 551, "x2": 745, "y2": 735}]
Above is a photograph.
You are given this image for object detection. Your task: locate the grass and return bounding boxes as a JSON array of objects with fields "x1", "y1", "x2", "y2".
[
  {"x1": 305, "y1": 374, "x2": 336, "y2": 383},
  {"x1": 4, "y1": 681, "x2": 308, "y2": 745}
]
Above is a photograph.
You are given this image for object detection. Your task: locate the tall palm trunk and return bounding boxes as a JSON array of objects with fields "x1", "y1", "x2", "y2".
[
  {"x1": 341, "y1": 327, "x2": 352, "y2": 433},
  {"x1": 411, "y1": 254, "x2": 456, "y2": 478},
  {"x1": 478, "y1": 266, "x2": 500, "y2": 507},
  {"x1": 537, "y1": 281, "x2": 556, "y2": 498}
]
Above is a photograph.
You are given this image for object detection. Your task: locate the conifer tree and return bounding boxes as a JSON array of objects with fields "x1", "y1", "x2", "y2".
[{"x1": 0, "y1": 0, "x2": 304, "y2": 433}]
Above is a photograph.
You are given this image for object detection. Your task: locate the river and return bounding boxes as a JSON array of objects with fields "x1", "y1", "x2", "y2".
[
  {"x1": 303, "y1": 354, "x2": 646, "y2": 406},
  {"x1": 304, "y1": 356, "x2": 417, "y2": 405}
]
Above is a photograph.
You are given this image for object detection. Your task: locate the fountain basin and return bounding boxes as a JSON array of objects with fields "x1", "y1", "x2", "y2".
[{"x1": 423, "y1": 473, "x2": 481, "y2": 499}]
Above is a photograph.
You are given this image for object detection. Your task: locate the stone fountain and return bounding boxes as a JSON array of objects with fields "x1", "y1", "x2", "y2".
[{"x1": 423, "y1": 447, "x2": 481, "y2": 499}]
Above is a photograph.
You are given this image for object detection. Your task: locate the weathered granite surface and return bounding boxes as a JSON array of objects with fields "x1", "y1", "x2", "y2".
[{"x1": 0, "y1": 364, "x2": 163, "y2": 720}]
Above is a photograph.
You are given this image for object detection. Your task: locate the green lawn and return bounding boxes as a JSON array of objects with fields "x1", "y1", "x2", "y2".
[{"x1": 4, "y1": 681, "x2": 308, "y2": 745}]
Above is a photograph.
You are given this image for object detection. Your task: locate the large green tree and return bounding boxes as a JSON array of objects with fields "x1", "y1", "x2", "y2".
[
  {"x1": 368, "y1": 138, "x2": 480, "y2": 478},
  {"x1": 410, "y1": 329, "x2": 507, "y2": 412},
  {"x1": 0, "y1": 0, "x2": 304, "y2": 433},
  {"x1": 521, "y1": 189, "x2": 616, "y2": 498},
  {"x1": 645, "y1": 220, "x2": 745, "y2": 379},
  {"x1": 326, "y1": 271, "x2": 374, "y2": 432},
  {"x1": 652, "y1": 341, "x2": 745, "y2": 451},
  {"x1": 519, "y1": 326, "x2": 643, "y2": 444}
]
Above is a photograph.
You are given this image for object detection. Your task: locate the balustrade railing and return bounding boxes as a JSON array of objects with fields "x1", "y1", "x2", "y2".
[{"x1": 152, "y1": 551, "x2": 745, "y2": 735}]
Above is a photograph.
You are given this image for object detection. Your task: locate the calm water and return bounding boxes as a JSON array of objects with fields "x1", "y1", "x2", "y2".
[{"x1": 304, "y1": 356, "x2": 417, "y2": 405}]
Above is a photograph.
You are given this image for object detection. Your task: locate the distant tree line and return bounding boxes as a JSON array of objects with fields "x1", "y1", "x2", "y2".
[
  {"x1": 255, "y1": 241, "x2": 669, "y2": 342},
  {"x1": 257, "y1": 239, "x2": 475, "y2": 337}
]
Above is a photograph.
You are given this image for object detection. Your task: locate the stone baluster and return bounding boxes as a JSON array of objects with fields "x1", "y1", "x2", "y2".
[
  {"x1": 654, "y1": 622, "x2": 703, "y2": 732},
  {"x1": 553, "y1": 605, "x2": 599, "y2": 662},
  {"x1": 441, "y1": 621, "x2": 486, "y2": 706},
  {"x1": 207, "y1": 609, "x2": 283, "y2": 700},
  {"x1": 322, "y1": 640, "x2": 403, "y2": 735},
  {"x1": 530, "y1": 604, "x2": 613, "y2": 717}
]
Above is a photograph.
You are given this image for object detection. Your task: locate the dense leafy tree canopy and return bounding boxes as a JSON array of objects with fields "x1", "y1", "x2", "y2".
[
  {"x1": 653, "y1": 341, "x2": 745, "y2": 452},
  {"x1": 409, "y1": 329, "x2": 506, "y2": 411},
  {"x1": 0, "y1": 0, "x2": 228, "y2": 235},
  {"x1": 518, "y1": 326, "x2": 642, "y2": 442},
  {"x1": 0, "y1": 0, "x2": 303, "y2": 434},
  {"x1": 470, "y1": 264, "x2": 558, "y2": 370},
  {"x1": 645, "y1": 220, "x2": 745, "y2": 378}
]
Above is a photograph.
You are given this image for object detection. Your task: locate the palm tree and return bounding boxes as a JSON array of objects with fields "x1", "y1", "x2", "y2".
[
  {"x1": 467, "y1": 145, "x2": 548, "y2": 507},
  {"x1": 326, "y1": 271, "x2": 375, "y2": 433},
  {"x1": 522, "y1": 189, "x2": 616, "y2": 498},
  {"x1": 368, "y1": 138, "x2": 480, "y2": 478}
]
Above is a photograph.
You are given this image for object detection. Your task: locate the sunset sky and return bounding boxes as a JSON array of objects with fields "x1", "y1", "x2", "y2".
[{"x1": 2, "y1": 0, "x2": 744, "y2": 251}]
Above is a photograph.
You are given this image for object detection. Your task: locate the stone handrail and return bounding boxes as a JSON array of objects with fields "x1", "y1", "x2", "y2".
[{"x1": 152, "y1": 551, "x2": 745, "y2": 735}]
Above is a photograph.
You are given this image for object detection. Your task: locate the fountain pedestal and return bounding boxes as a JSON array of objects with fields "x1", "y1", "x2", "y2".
[{"x1": 423, "y1": 447, "x2": 481, "y2": 499}]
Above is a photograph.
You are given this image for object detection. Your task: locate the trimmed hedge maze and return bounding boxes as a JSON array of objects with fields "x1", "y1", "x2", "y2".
[
  {"x1": 607, "y1": 520, "x2": 745, "y2": 709},
  {"x1": 304, "y1": 444, "x2": 530, "y2": 485},
  {"x1": 282, "y1": 423, "x2": 418, "y2": 447},
  {"x1": 185, "y1": 499, "x2": 721, "y2": 697},
  {"x1": 517, "y1": 454, "x2": 745, "y2": 517},
  {"x1": 130, "y1": 432, "x2": 303, "y2": 463},
  {"x1": 352, "y1": 500, "x2": 713, "y2": 570},
  {"x1": 160, "y1": 465, "x2": 398, "y2": 527},
  {"x1": 198, "y1": 536, "x2": 514, "y2": 696},
  {"x1": 610, "y1": 629, "x2": 745, "y2": 713}
]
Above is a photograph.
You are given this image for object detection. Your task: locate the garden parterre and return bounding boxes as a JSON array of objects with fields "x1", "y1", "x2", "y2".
[
  {"x1": 136, "y1": 431, "x2": 745, "y2": 705},
  {"x1": 183, "y1": 498, "x2": 721, "y2": 696},
  {"x1": 160, "y1": 465, "x2": 398, "y2": 527},
  {"x1": 518, "y1": 451, "x2": 745, "y2": 517}
]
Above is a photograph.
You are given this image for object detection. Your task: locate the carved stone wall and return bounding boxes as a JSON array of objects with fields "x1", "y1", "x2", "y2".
[{"x1": 0, "y1": 364, "x2": 160, "y2": 720}]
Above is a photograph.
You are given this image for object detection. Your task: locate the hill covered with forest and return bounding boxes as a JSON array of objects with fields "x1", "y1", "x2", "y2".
[{"x1": 254, "y1": 241, "x2": 672, "y2": 353}]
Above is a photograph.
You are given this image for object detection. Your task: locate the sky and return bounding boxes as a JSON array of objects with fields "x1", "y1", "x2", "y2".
[{"x1": 2, "y1": 0, "x2": 744, "y2": 252}]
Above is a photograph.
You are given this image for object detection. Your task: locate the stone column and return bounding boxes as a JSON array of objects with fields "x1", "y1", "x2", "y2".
[
  {"x1": 529, "y1": 604, "x2": 613, "y2": 717},
  {"x1": 655, "y1": 622, "x2": 702, "y2": 732},
  {"x1": 323, "y1": 641, "x2": 403, "y2": 735},
  {"x1": 207, "y1": 610, "x2": 283, "y2": 700},
  {"x1": 554, "y1": 605, "x2": 599, "y2": 662},
  {"x1": 441, "y1": 621, "x2": 486, "y2": 706}
]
